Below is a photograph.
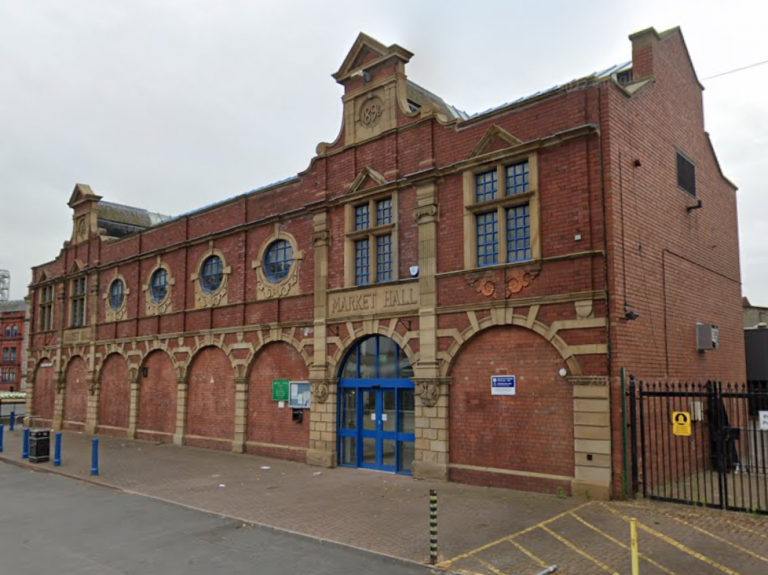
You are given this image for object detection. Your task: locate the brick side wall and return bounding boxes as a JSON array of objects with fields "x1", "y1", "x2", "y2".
[
  {"x1": 98, "y1": 354, "x2": 130, "y2": 430},
  {"x1": 137, "y1": 350, "x2": 177, "y2": 439},
  {"x1": 185, "y1": 346, "x2": 235, "y2": 448},
  {"x1": 33, "y1": 362, "x2": 55, "y2": 420},
  {"x1": 246, "y1": 342, "x2": 310, "y2": 462},
  {"x1": 449, "y1": 326, "x2": 574, "y2": 494}
]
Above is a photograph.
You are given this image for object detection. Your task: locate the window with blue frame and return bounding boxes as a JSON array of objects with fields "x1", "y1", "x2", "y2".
[
  {"x1": 264, "y1": 240, "x2": 294, "y2": 283},
  {"x1": 506, "y1": 204, "x2": 531, "y2": 262},
  {"x1": 71, "y1": 276, "x2": 87, "y2": 327},
  {"x1": 150, "y1": 268, "x2": 168, "y2": 303},
  {"x1": 4, "y1": 327, "x2": 8, "y2": 337},
  {"x1": 476, "y1": 211, "x2": 499, "y2": 267},
  {"x1": 475, "y1": 169, "x2": 498, "y2": 202},
  {"x1": 354, "y1": 239, "x2": 370, "y2": 285},
  {"x1": 2, "y1": 348, "x2": 7, "y2": 362},
  {"x1": 12, "y1": 326, "x2": 17, "y2": 337},
  {"x1": 201, "y1": 255, "x2": 224, "y2": 293},
  {"x1": 376, "y1": 234, "x2": 392, "y2": 282},
  {"x1": 109, "y1": 279, "x2": 125, "y2": 310},
  {"x1": 376, "y1": 198, "x2": 392, "y2": 225},
  {"x1": 465, "y1": 157, "x2": 537, "y2": 269},
  {"x1": 354, "y1": 204, "x2": 370, "y2": 231},
  {"x1": 10, "y1": 348, "x2": 15, "y2": 362},
  {"x1": 505, "y1": 160, "x2": 530, "y2": 196}
]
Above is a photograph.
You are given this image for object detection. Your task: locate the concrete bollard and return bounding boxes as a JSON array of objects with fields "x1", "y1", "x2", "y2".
[
  {"x1": 22, "y1": 428, "x2": 29, "y2": 459},
  {"x1": 91, "y1": 438, "x2": 99, "y2": 476},
  {"x1": 54, "y1": 432, "x2": 62, "y2": 466}
]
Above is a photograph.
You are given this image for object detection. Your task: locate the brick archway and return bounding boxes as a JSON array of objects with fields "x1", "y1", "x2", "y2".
[
  {"x1": 63, "y1": 355, "x2": 88, "y2": 430},
  {"x1": 185, "y1": 346, "x2": 235, "y2": 450},
  {"x1": 137, "y1": 349, "x2": 178, "y2": 442},
  {"x1": 32, "y1": 358, "x2": 55, "y2": 422},
  {"x1": 98, "y1": 353, "x2": 130, "y2": 434}
]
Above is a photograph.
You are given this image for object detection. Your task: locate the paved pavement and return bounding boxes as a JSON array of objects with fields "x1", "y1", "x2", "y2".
[
  {"x1": 1, "y1": 428, "x2": 767, "y2": 574},
  {"x1": 0, "y1": 464, "x2": 433, "y2": 575}
]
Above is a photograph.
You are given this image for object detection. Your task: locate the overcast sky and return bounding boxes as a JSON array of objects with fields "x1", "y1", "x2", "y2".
[{"x1": 1, "y1": 0, "x2": 766, "y2": 303}]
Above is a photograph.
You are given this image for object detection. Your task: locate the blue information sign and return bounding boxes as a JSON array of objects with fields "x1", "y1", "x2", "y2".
[{"x1": 491, "y1": 375, "x2": 516, "y2": 396}]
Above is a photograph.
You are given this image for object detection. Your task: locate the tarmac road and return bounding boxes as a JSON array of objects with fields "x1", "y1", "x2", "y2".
[{"x1": 0, "y1": 463, "x2": 435, "y2": 575}]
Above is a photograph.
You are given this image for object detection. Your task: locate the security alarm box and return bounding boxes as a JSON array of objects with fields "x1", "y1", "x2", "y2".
[{"x1": 696, "y1": 323, "x2": 719, "y2": 351}]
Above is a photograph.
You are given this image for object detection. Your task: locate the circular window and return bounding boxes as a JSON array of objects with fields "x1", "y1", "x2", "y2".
[
  {"x1": 109, "y1": 279, "x2": 125, "y2": 310},
  {"x1": 150, "y1": 268, "x2": 168, "y2": 303},
  {"x1": 265, "y1": 240, "x2": 294, "y2": 283},
  {"x1": 201, "y1": 255, "x2": 223, "y2": 293}
]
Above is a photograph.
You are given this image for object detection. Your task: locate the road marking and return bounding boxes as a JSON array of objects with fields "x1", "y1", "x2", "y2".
[
  {"x1": 507, "y1": 539, "x2": 549, "y2": 568},
  {"x1": 599, "y1": 503, "x2": 744, "y2": 575},
  {"x1": 540, "y1": 525, "x2": 621, "y2": 575},
  {"x1": 437, "y1": 502, "x2": 593, "y2": 568},
  {"x1": 473, "y1": 556, "x2": 509, "y2": 575},
  {"x1": 659, "y1": 512, "x2": 768, "y2": 564},
  {"x1": 569, "y1": 512, "x2": 678, "y2": 575},
  {"x1": 725, "y1": 519, "x2": 768, "y2": 540}
]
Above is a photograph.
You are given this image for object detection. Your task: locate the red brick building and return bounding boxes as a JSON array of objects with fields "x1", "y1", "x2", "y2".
[
  {"x1": 25, "y1": 27, "x2": 744, "y2": 499},
  {"x1": 1, "y1": 301, "x2": 26, "y2": 392}
]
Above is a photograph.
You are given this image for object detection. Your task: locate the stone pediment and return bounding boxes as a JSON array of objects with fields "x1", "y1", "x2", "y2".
[
  {"x1": 333, "y1": 32, "x2": 413, "y2": 82},
  {"x1": 67, "y1": 183, "x2": 101, "y2": 208},
  {"x1": 470, "y1": 125, "x2": 524, "y2": 158},
  {"x1": 347, "y1": 167, "x2": 388, "y2": 195}
]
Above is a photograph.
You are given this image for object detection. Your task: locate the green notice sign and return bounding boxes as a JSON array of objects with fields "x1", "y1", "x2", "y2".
[{"x1": 272, "y1": 379, "x2": 290, "y2": 401}]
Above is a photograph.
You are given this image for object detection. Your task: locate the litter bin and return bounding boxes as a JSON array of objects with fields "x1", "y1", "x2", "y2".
[{"x1": 29, "y1": 429, "x2": 51, "y2": 463}]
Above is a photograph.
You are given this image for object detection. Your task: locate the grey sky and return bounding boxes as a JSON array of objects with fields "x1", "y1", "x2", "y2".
[{"x1": 1, "y1": 0, "x2": 765, "y2": 303}]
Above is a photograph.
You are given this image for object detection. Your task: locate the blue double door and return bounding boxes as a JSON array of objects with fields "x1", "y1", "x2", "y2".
[{"x1": 338, "y1": 382, "x2": 415, "y2": 474}]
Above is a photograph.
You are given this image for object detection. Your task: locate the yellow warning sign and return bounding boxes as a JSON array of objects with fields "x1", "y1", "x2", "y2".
[{"x1": 672, "y1": 411, "x2": 691, "y2": 436}]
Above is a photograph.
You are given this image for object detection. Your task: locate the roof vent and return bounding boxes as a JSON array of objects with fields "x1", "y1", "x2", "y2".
[{"x1": 617, "y1": 69, "x2": 633, "y2": 86}]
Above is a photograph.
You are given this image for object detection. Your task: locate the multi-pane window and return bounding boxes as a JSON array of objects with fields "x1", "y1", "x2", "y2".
[
  {"x1": 505, "y1": 161, "x2": 530, "y2": 196},
  {"x1": 109, "y1": 279, "x2": 125, "y2": 310},
  {"x1": 11, "y1": 326, "x2": 17, "y2": 337},
  {"x1": 71, "y1": 276, "x2": 87, "y2": 327},
  {"x1": 201, "y1": 255, "x2": 224, "y2": 293},
  {"x1": 376, "y1": 235, "x2": 393, "y2": 282},
  {"x1": 465, "y1": 157, "x2": 537, "y2": 269},
  {"x1": 354, "y1": 239, "x2": 370, "y2": 286},
  {"x1": 150, "y1": 269, "x2": 168, "y2": 303},
  {"x1": 3, "y1": 327, "x2": 8, "y2": 337},
  {"x1": 376, "y1": 198, "x2": 392, "y2": 226},
  {"x1": 265, "y1": 240, "x2": 294, "y2": 283},
  {"x1": 39, "y1": 285, "x2": 54, "y2": 331},
  {"x1": 10, "y1": 349, "x2": 15, "y2": 363},
  {"x1": 475, "y1": 170, "x2": 498, "y2": 202},
  {"x1": 476, "y1": 212, "x2": 499, "y2": 267},
  {"x1": 348, "y1": 196, "x2": 396, "y2": 286},
  {"x1": 2, "y1": 349, "x2": 7, "y2": 362},
  {"x1": 506, "y1": 205, "x2": 531, "y2": 262},
  {"x1": 354, "y1": 204, "x2": 370, "y2": 231}
]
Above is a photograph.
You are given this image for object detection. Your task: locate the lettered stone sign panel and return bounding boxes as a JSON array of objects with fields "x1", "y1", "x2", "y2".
[{"x1": 328, "y1": 283, "x2": 419, "y2": 319}]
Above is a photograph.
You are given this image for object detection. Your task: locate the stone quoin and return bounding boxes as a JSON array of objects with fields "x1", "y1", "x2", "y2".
[{"x1": 25, "y1": 26, "x2": 745, "y2": 500}]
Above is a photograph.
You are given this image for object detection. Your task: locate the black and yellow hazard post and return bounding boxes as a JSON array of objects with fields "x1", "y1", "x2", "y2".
[{"x1": 429, "y1": 489, "x2": 438, "y2": 565}]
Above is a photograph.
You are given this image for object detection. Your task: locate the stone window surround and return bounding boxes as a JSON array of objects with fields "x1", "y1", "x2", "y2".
[
  {"x1": 103, "y1": 271, "x2": 130, "y2": 322},
  {"x1": 143, "y1": 259, "x2": 175, "y2": 316},
  {"x1": 462, "y1": 152, "x2": 540, "y2": 271},
  {"x1": 38, "y1": 283, "x2": 56, "y2": 333},
  {"x1": 252, "y1": 228, "x2": 304, "y2": 300},
  {"x1": 191, "y1": 245, "x2": 232, "y2": 309},
  {"x1": 69, "y1": 275, "x2": 88, "y2": 328},
  {"x1": 344, "y1": 190, "x2": 399, "y2": 287}
]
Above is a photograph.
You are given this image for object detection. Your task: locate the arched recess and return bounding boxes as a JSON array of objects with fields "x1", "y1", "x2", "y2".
[
  {"x1": 239, "y1": 330, "x2": 312, "y2": 379},
  {"x1": 98, "y1": 353, "x2": 130, "y2": 432},
  {"x1": 185, "y1": 345, "x2": 235, "y2": 449},
  {"x1": 448, "y1": 325, "x2": 574, "y2": 493},
  {"x1": 440, "y1": 314, "x2": 583, "y2": 378},
  {"x1": 63, "y1": 355, "x2": 88, "y2": 429},
  {"x1": 137, "y1": 349, "x2": 178, "y2": 441},
  {"x1": 245, "y1": 341, "x2": 309, "y2": 460},
  {"x1": 32, "y1": 357, "x2": 55, "y2": 421}
]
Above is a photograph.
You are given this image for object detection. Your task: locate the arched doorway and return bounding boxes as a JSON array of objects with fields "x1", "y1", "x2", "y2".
[{"x1": 337, "y1": 335, "x2": 415, "y2": 474}]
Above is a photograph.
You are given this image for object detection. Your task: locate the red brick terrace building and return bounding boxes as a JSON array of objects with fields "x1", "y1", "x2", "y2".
[
  {"x1": 26, "y1": 27, "x2": 745, "y2": 498},
  {"x1": 1, "y1": 301, "x2": 26, "y2": 392}
]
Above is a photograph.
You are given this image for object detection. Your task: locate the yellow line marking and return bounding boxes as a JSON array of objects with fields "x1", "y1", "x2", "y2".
[
  {"x1": 473, "y1": 556, "x2": 509, "y2": 575},
  {"x1": 599, "y1": 503, "x2": 744, "y2": 575},
  {"x1": 507, "y1": 539, "x2": 549, "y2": 568},
  {"x1": 569, "y1": 512, "x2": 678, "y2": 575},
  {"x1": 725, "y1": 519, "x2": 768, "y2": 540},
  {"x1": 452, "y1": 569, "x2": 486, "y2": 575},
  {"x1": 660, "y1": 511, "x2": 768, "y2": 564},
  {"x1": 540, "y1": 525, "x2": 621, "y2": 575},
  {"x1": 437, "y1": 502, "x2": 593, "y2": 568}
]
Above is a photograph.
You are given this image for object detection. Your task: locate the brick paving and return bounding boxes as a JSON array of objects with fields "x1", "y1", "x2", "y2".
[{"x1": 2, "y1": 428, "x2": 767, "y2": 574}]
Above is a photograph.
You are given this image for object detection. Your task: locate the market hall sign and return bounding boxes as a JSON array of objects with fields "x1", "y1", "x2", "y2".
[{"x1": 328, "y1": 283, "x2": 419, "y2": 319}]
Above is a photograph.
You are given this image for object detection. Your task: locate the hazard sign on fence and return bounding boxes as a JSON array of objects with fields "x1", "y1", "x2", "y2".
[{"x1": 672, "y1": 411, "x2": 691, "y2": 436}]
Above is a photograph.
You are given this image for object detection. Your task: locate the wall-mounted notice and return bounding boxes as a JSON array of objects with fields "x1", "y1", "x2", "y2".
[{"x1": 491, "y1": 376, "x2": 516, "y2": 396}]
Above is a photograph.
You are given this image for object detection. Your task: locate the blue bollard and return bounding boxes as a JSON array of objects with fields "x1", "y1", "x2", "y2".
[
  {"x1": 91, "y1": 438, "x2": 99, "y2": 476},
  {"x1": 54, "y1": 432, "x2": 62, "y2": 466},
  {"x1": 22, "y1": 428, "x2": 29, "y2": 459},
  {"x1": 9, "y1": 410, "x2": 15, "y2": 431},
  {"x1": 0, "y1": 424, "x2": 4, "y2": 453}
]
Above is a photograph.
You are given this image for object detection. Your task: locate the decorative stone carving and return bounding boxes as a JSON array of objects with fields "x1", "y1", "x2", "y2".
[
  {"x1": 415, "y1": 380, "x2": 440, "y2": 407},
  {"x1": 103, "y1": 271, "x2": 130, "y2": 323},
  {"x1": 144, "y1": 259, "x2": 174, "y2": 316},
  {"x1": 312, "y1": 230, "x2": 330, "y2": 247},
  {"x1": 253, "y1": 229, "x2": 304, "y2": 301},
  {"x1": 506, "y1": 269, "x2": 539, "y2": 297},
  {"x1": 359, "y1": 96, "x2": 384, "y2": 128},
  {"x1": 413, "y1": 204, "x2": 438, "y2": 223},
  {"x1": 191, "y1": 246, "x2": 232, "y2": 309},
  {"x1": 310, "y1": 380, "x2": 331, "y2": 403}
]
